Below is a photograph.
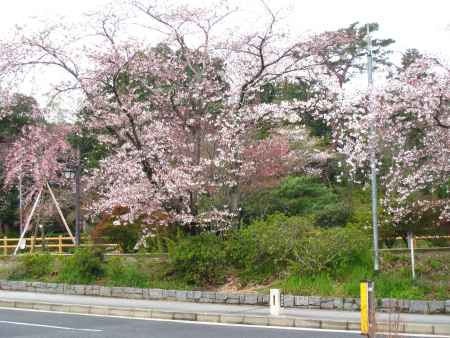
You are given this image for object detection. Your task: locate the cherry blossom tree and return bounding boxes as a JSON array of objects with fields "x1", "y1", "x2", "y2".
[
  {"x1": 0, "y1": 0, "x2": 364, "y2": 230},
  {"x1": 330, "y1": 56, "x2": 449, "y2": 228}
]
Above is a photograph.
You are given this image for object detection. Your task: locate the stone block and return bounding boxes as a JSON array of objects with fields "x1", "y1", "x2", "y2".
[
  {"x1": 164, "y1": 289, "x2": 176, "y2": 299},
  {"x1": 197, "y1": 313, "x2": 220, "y2": 323},
  {"x1": 428, "y1": 301, "x2": 445, "y2": 314},
  {"x1": 294, "y1": 318, "x2": 321, "y2": 328},
  {"x1": 294, "y1": 296, "x2": 308, "y2": 307},
  {"x1": 69, "y1": 305, "x2": 91, "y2": 314},
  {"x1": 258, "y1": 294, "x2": 269, "y2": 305},
  {"x1": 99, "y1": 286, "x2": 112, "y2": 297},
  {"x1": 202, "y1": 291, "x2": 216, "y2": 299},
  {"x1": 435, "y1": 324, "x2": 450, "y2": 335},
  {"x1": 409, "y1": 300, "x2": 428, "y2": 314},
  {"x1": 268, "y1": 317, "x2": 295, "y2": 327},
  {"x1": 197, "y1": 314, "x2": 220, "y2": 323},
  {"x1": 226, "y1": 298, "x2": 240, "y2": 304},
  {"x1": 343, "y1": 298, "x2": 355, "y2": 311},
  {"x1": 215, "y1": 292, "x2": 227, "y2": 301},
  {"x1": 321, "y1": 320, "x2": 347, "y2": 330},
  {"x1": 347, "y1": 322, "x2": 360, "y2": 331},
  {"x1": 123, "y1": 287, "x2": 143, "y2": 299},
  {"x1": 320, "y1": 297, "x2": 335, "y2": 309},
  {"x1": 111, "y1": 287, "x2": 126, "y2": 298},
  {"x1": 283, "y1": 295, "x2": 294, "y2": 307},
  {"x1": 89, "y1": 306, "x2": 110, "y2": 315},
  {"x1": 173, "y1": 312, "x2": 196, "y2": 321},
  {"x1": 445, "y1": 300, "x2": 450, "y2": 313},
  {"x1": 404, "y1": 323, "x2": 433, "y2": 334},
  {"x1": 308, "y1": 296, "x2": 321, "y2": 308},
  {"x1": 175, "y1": 290, "x2": 188, "y2": 301},
  {"x1": 109, "y1": 307, "x2": 135, "y2": 317},
  {"x1": 243, "y1": 316, "x2": 268, "y2": 326},
  {"x1": 244, "y1": 294, "x2": 258, "y2": 305},
  {"x1": 221, "y1": 315, "x2": 244, "y2": 324},
  {"x1": 148, "y1": 288, "x2": 163, "y2": 299},
  {"x1": 32, "y1": 303, "x2": 52, "y2": 311},
  {"x1": 133, "y1": 309, "x2": 152, "y2": 318},
  {"x1": 85, "y1": 285, "x2": 100, "y2": 296},
  {"x1": 333, "y1": 298, "x2": 344, "y2": 309}
]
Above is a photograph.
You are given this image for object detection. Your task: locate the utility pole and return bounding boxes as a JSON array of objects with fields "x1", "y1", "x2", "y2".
[
  {"x1": 367, "y1": 24, "x2": 380, "y2": 272},
  {"x1": 19, "y1": 175, "x2": 23, "y2": 234},
  {"x1": 75, "y1": 146, "x2": 81, "y2": 246}
]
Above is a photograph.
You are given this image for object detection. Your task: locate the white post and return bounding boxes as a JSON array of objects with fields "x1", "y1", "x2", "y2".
[
  {"x1": 408, "y1": 232, "x2": 416, "y2": 280},
  {"x1": 270, "y1": 289, "x2": 281, "y2": 316}
]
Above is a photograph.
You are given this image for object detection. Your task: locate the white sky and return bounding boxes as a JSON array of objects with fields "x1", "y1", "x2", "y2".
[{"x1": 0, "y1": 0, "x2": 449, "y2": 113}]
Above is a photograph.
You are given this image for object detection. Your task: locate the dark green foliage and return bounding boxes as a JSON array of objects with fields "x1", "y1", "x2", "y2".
[
  {"x1": 58, "y1": 248, "x2": 104, "y2": 284},
  {"x1": 168, "y1": 233, "x2": 226, "y2": 285},
  {"x1": 102, "y1": 223, "x2": 140, "y2": 253},
  {"x1": 105, "y1": 257, "x2": 149, "y2": 288},
  {"x1": 9, "y1": 253, "x2": 54, "y2": 280},
  {"x1": 313, "y1": 204, "x2": 351, "y2": 228},
  {"x1": 226, "y1": 214, "x2": 312, "y2": 282},
  {"x1": 241, "y1": 176, "x2": 344, "y2": 225}
]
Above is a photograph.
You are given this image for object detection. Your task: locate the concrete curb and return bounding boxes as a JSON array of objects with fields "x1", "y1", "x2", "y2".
[
  {"x1": 0, "y1": 299, "x2": 448, "y2": 335},
  {"x1": 2, "y1": 280, "x2": 449, "y2": 315}
]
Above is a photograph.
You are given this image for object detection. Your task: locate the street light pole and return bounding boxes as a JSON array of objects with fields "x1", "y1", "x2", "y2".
[
  {"x1": 19, "y1": 175, "x2": 23, "y2": 234},
  {"x1": 367, "y1": 24, "x2": 380, "y2": 272},
  {"x1": 75, "y1": 146, "x2": 81, "y2": 247}
]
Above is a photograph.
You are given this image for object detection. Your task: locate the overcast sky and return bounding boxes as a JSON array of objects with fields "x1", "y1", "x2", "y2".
[
  {"x1": 0, "y1": 0, "x2": 449, "y2": 114},
  {"x1": 1, "y1": 0, "x2": 448, "y2": 56}
]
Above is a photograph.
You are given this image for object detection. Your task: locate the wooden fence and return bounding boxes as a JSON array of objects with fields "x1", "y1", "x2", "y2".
[{"x1": 1, "y1": 236, "x2": 119, "y2": 255}]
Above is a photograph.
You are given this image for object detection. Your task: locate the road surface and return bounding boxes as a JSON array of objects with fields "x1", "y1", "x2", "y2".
[{"x1": 0, "y1": 308, "x2": 445, "y2": 338}]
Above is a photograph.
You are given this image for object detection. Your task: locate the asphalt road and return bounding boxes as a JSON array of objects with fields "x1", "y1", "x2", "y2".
[{"x1": 0, "y1": 308, "x2": 376, "y2": 338}]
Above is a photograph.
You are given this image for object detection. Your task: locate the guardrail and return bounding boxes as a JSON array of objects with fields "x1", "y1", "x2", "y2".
[{"x1": 1, "y1": 236, "x2": 119, "y2": 255}]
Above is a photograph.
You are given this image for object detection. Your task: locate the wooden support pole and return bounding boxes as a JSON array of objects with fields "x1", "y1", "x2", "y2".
[
  {"x1": 30, "y1": 236, "x2": 35, "y2": 253},
  {"x1": 3, "y1": 236, "x2": 7, "y2": 256},
  {"x1": 58, "y1": 235, "x2": 63, "y2": 254},
  {"x1": 13, "y1": 187, "x2": 43, "y2": 255},
  {"x1": 46, "y1": 181, "x2": 75, "y2": 244}
]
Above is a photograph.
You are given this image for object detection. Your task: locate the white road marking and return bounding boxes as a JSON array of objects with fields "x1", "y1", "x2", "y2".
[
  {"x1": 0, "y1": 320, "x2": 103, "y2": 332},
  {"x1": 0, "y1": 306, "x2": 448, "y2": 338}
]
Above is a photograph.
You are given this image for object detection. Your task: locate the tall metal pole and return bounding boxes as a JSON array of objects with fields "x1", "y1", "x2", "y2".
[
  {"x1": 19, "y1": 175, "x2": 23, "y2": 234},
  {"x1": 367, "y1": 24, "x2": 380, "y2": 272},
  {"x1": 75, "y1": 146, "x2": 81, "y2": 246}
]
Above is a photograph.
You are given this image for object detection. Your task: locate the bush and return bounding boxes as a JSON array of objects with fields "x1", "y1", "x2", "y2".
[
  {"x1": 168, "y1": 233, "x2": 226, "y2": 285},
  {"x1": 314, "y1": 204, "x2": 351, "y2": 228},
  {"x1": 291, "y1": 226, "x2": 370, "y2": 276},
  {"x1": 58, "y1": 248, "x2": 104, "y2": 284},
  {"x1": 226, "y1": 214, "x2": 312, "y2": 282},
  {"x1": 105, "y1": 257, "x2": 149, "y2": 288},
  {"x1": 9, "y1": 253, "x2": 54, "y2": 280},
  {"x1": 241, "y1": 176, "x2": 342, "y2": 224}
]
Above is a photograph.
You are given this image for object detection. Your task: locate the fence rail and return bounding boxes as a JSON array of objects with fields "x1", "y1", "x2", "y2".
[{"x1": 1, "y1": 236, "x2": 119, "y2": 255}]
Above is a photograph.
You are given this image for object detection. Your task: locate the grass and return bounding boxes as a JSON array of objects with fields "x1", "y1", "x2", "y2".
[
  {"x1": 1, "y1": 250, "x2": 448, "y2": 300},
  {"x1": 268, "y1": 252, "x2": 450, "y2": 300}
]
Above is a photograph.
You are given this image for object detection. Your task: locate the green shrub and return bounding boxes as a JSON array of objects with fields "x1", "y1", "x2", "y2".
[
  {"x1": 58, "y1": 248, "x2": 104, "y2": 284},
  {"x1": 241, "y1": 176, "x2": 342, "y2": 224},
  {"x1": 9, "y1": 253, "x2": 54, "y2": 280},
  {"x1": 291, "y1": 227, "x2": 370, "y2": 276},
  {"x1": 226, "y1": 214, "x2": 312, "y2": 282},
  {"x1": 168, "y1": 233, "x2": 226, "y2": 285},
  {"x1": 313, "y1": 204, "x2": 351, "y2": 228},
  {"x1": 105, "y1": 257, "x2": 149, "y2": 288}
]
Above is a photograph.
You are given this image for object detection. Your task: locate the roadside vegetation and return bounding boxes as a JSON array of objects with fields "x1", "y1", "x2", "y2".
[{"x1": 1, "y1": 176, "x2": 448, "y2": 300}]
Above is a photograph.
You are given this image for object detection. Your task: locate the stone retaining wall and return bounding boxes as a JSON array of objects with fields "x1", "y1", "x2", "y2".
[{"x1": 1, "y1": 280, "x2": 448, "y2": 315}]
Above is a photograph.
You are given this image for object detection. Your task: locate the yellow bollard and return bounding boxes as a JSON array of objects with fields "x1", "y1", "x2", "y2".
[
  {"x1": 360, "y1": 281, "x2": 369, "y2": 335},
  {"x1": 361, "y1": 280, "x2": 376, "y2": 337}
]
